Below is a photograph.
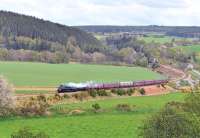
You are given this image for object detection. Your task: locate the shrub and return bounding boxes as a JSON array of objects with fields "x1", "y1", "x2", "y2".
[
  {"x1": 166, "y1": 101, "x2": 183, "y2": 110},
  {"x1": 111, "y1": 89, "x2": 116, "y2": 94},
  {"x1": 184, "y1": 92, "x2": 200, "y2": 116},
  {"x1": 139, "y1": 104, "x2": 200, "y2": 138},
  {"x1": 126, "y1": 88, "x2": 135, "y2": 96},
  {"x1": 18, "y1": 95, "x2": 50, "y2": 116},
  {"x1": 97, "y1": 89, "x2": 109, "y2": 96},
  {"x1": 92, "y1": 103, "x2": 101, "y2": 112},
  {"x1": 88, "y1": 89, "x2": 98, "y2": 97},
  {"x1": 116, "y1": 104, "x2": 134, "y2": 112},
  {"x1": 111, "y1": 89, "x2": 126, "y2": 96},
  {"x1": 63, "y1": 94, "x2": 70, "y2": 99},
  {"x1": 11, "y1": 127, "x2": 50, "y2": 138},
  {"x1": 0, "y1": 76, "x2": 15, "y2": 117},
  {"x1": 72, "y1": 92, "x2": 89, "y2": 101},
  {"x1": 54, "y1": 93, "x2": 63, "y2": 101},
  {"x1": 139, "y1": 88, "x2": 146, "y2": 95}
]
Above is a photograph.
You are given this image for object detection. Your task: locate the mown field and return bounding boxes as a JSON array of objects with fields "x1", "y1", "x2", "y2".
[
  {"x1": 0, "y1": 93, "x2": 185, "y2": 138},
  {"x1": 0, "y1": 62, "x2": 163, "y2": 87}
]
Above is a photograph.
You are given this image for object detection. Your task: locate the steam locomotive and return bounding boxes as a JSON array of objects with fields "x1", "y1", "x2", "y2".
[{"x1": 57, "y1": 79, "x2": 168, "y2": 93}]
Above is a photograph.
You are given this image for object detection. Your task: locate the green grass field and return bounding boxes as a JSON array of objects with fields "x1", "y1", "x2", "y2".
[
  {"x1": 139, "y1": 35, "x2": 175, "y2": 44},
  {"x1": 177, "y1": 45, "x2": 200, "y2": 53},
  {"x1": 139, "y1": 35, "x2": 193, "y2": 44},
  {"x1": 0, "y1": 62, "x2": 163, "y2": 87},
  {"x1": 0, "y1": 93, "x2": 185, "y2": 138}
]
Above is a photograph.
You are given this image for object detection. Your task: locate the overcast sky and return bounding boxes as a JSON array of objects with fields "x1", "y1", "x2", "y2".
[{"x1": 0, "y1": 0, "x2": 200, "y2": 26}]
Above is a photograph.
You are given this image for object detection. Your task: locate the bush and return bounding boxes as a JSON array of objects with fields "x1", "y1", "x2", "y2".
[
  {"x1": 126, "y1": 88, "x2": 135, "y2": 96},
  {"x1": 184, "y1": 92, "x2": 200, "y2": 116},
  {"x1": 0, "y1": 76, "x2": 15, "y2": 117},
  {"x1": 140, "y1": 104, "x2": 200, "y2": 138},
  {"x1": 111, "y1": 89, "x2": 116, "y2": 94},
  {"x1": 116, "y1": 104, "x2": 134, "y2": 112},
  {"x1": 54, "y1": 93, "x2": 63, "y2": 101},
  {"x1": 92, "y1": 103, "x2": 101, "y2": 112},
  {"x1": 139, "y1": 88, "x2": 145, "y2": 95},
  {"x1": 63, "y1": 94, "x2": 70, "y2": 99},
  {"x1": 111, "y1": 89, "x2": 126, "y2": 96},
  {"x1": 72, "y1": 92, "x2": 89, "y2": 101},
  {"x1": 88, "y1": 89, "x2": 98, "y2": 97},
  {"x1": 97, "y1": 89, "x2": 109, "y2": 96},
  {"x1": 18, "y1": 95, "x2": 50, "y2": 116},
  {"x1": 11, "y1": 127, "x2": 50, "y2": 138},
  {"x1": 166, "y1": 101, "x2": 183, "y2": 110}
]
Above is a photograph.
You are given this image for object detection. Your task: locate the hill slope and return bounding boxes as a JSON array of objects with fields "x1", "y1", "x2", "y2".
[{"x1": 0, "y1": 11, "x2": 102, "y2": 52}]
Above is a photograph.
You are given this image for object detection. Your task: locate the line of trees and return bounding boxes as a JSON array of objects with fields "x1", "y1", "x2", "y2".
[{"x1": 0, "y1": 48, "x2": 69, "y2": 63}]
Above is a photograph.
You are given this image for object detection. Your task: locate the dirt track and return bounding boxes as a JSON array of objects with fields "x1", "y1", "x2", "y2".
[{"x1": 155, "y1": 64, "x2": 186, "y2": 81}]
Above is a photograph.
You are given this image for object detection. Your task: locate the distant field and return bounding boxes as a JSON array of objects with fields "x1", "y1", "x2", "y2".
[
  {"x1": 0, "y1": 93, "x2": 185, "y2": 138},
  {"x1": 0, "y1": 62, "x2": 163, "y2": 87},
  {"x1": 176, "y1": 45, "x2": 200, "y2": 53},
  {"x1": 139, "y1": 35, "x2": 175, "y2": 44},
  {"x1": 94, "y1": 34, "x2": 107, "y2": 40},
  {"x1": 139, "y1": 35, "x2": 192, "y2": 44}
]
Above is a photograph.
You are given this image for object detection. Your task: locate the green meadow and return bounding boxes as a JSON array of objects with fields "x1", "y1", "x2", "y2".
[
  {"x1": 139, "y1": 35, "x2": 193, "y2": 44},
  {"x1": 178, "y1": 45, "x2": 200, "y2": 53},
  {"x1": 0, "y1": 93, "x2": 185, "y2": 138},
  {"x1": 0, "y1": 62, "x2": 163, "y2": 87},
  {"x1": 139, "y1": 35, "x2": 175, "y2": 44}
]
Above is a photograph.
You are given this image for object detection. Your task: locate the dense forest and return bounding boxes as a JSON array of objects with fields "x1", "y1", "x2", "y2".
[{"x1": 0, "y1": 11, "x2": 103, "y2": 51}]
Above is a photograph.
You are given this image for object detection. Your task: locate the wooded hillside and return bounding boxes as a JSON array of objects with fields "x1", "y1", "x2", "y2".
[{"x1": 0, "y1": 11, "x2": 103, "y2": 52}]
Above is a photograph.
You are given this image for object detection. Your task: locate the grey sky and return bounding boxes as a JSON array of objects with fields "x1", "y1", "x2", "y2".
[{"x1": 0, "y1": 0, "x2": 200, "y2": 26}]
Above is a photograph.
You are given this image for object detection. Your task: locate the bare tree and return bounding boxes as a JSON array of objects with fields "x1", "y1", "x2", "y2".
[{"x1": 0, "y1": 76, "x2": 15, "y2": 116}]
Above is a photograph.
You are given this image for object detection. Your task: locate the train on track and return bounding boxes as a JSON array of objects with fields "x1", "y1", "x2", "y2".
[{"x1": 57, "y1": 79, "x2": 168, "y2": 93}]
